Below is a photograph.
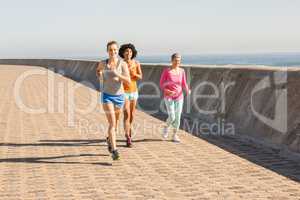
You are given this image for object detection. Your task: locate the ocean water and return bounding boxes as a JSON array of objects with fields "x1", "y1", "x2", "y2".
[{"x1": 76, "y1": 53, "x2": 300, "y2": 66}]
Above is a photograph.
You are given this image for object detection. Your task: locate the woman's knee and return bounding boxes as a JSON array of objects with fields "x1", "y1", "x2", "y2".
[
  {"x1": 123, "y1": 109, "x2": 131, "y2": 122},
  {"x1": 169, "y1": 112, "x2": 176, "y2": 121},
  {"x1": 129, "y1": 110, "x2": 135, "y2": 123},
  {"x1": 108, "y1": 121, "x2": 116, "y2": 129},
  {"x1": 174, "y1": 118, "x2": 181, "y2": 127}
]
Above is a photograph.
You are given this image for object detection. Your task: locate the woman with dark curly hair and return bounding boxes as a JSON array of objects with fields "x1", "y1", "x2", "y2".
[{"x1": 119, "y1": 43, "x2": 142, "y2": 147}]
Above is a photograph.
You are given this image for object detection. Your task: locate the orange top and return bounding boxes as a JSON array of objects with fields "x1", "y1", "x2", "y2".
[{"x1": 123, "y1": 60, "x2": 140, "y2": 93}]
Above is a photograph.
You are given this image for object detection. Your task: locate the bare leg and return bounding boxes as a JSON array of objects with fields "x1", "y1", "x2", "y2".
[
  {"x1": 102, "y1": 103, "x2": 117, "y2": 150},
  {"x1": 123, "y1": 99, "x2": 131, "y2": 138},
  {"x1": 129, "y1": 99, "x2": 137, "y2": 137},
  {"x1": 114, "y1": 105, "x2": 122, "y2": 139}
]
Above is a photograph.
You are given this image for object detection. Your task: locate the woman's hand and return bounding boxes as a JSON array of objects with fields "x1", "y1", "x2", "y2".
[
  {"x1": 112, "y1": 63, "x2": 131, "y2": 84},
  {"x1": 113, "y1": 76, "x2": 120, "y2": 82},
  {"x1": 96, "y1": 63, "x2": 104, "y2": 79},
  {"x1": 165, "y1": 89, "x2": 176, "y2": 96},
  {"x1": 131, "y1": 72, "x2": 138, "y2": 80},
  {"x1": 96, "y1": 70, "x2": 103, "y2": 77}
]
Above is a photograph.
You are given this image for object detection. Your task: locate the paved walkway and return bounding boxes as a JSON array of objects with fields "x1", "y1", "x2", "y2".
[{"x1": 0, "y1": 65, "x2": 299, "y2": 200}]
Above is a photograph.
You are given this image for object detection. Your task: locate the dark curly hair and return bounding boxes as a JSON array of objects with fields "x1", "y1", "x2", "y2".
[{"x1": 118, "y1": 43, "x2": 138, "y2": 59}]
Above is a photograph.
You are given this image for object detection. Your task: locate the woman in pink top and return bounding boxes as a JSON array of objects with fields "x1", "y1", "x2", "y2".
[{"x1": 160, "y1": 53, "x2": 191, "y2": 142}]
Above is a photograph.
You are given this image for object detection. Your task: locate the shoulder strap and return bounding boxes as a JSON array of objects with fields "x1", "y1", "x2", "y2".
[
  {"x1": 117, "y1": 59, "x2": 122, "y2": 69},
  {"x1": 103, "y1": 59, "x2": 108, "y2": 69}
]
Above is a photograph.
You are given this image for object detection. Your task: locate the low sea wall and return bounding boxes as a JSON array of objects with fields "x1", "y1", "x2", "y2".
[{"x1": 1, "y1": 59, "x2": 299, "y2": 156}]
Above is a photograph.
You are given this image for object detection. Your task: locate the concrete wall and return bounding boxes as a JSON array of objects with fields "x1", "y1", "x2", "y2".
[{"x1": 1, "y1": 59, "x2": 300, "y2": 156}]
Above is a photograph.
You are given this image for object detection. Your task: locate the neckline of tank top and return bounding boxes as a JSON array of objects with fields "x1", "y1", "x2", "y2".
[{"x1": 105, "y1": 59, "x2": 121, "y2": 69}]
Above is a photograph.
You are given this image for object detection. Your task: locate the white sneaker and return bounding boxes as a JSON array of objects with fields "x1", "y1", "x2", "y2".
[
  {"x1": 172, "y1": 134, "x2": 180, "y2": 143},
  {"x1": 162, "y1": 126, "x2": 169, "y2": 139}
]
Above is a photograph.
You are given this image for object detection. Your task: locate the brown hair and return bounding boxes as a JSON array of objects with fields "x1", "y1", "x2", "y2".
[
  {"x1": 106, "y1": 41, "x2": 118, "y2": 50},
  {"x1": 171, "y1": 53, "x2": 181, "y2": 61}
]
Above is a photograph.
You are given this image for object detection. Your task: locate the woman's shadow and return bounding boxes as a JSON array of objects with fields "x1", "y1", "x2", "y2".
[
  {"x1": 0, "y1": 153, "x2": 112, "y2": 166},
  {"x1": 0, "y1": 138, "x2": 164, "y2": 166},
  {"x1": 0, "y1": 139, "x2": 114, "y2": 166}
]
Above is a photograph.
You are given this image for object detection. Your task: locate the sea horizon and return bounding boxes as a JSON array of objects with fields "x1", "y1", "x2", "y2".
[
  {"x1": 1, "y1": 52, "x2": 300, "y2": 67},
  {"x1": 57, "y1": 52, "x2": 300, "y2": 67}
]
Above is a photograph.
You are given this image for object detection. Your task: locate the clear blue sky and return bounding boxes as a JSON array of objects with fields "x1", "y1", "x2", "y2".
[{"x1": 0, "y1": 0, "x2": 299, "y2": 58}]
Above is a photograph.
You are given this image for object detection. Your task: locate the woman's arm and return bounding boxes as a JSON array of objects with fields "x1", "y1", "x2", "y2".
[
  {"x1": 159, "y1": 68, "x2": 166, "y2": 90},
  {"x1": 132, "y1": 61, "x2": 143, "y2": 80},
  {"x1": 114, "y1": 62, "x2": 131, "y2": 85},
  {"x1": 182, "y1": 69, "x2": 191, "y2": 95},
  {"x1": 96, "y1": 61, "x2": 104, "y2": 78}
]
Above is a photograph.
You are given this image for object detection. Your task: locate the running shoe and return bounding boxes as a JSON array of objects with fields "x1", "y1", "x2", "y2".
[
  {"x1": 111, "y1": 150, "x2": 120, "y2": 160},
  {"x1": 126, "y1": 135, "x2": 132, "y2": 148},
  {"x1": 172, "y1": 134, "x2": 180, "y2": 143},
  {"x1": 162, "y1": 126, "x2": 169, "y2": 139}
]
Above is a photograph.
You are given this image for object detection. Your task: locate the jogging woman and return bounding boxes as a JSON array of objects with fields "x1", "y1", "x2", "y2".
[
  {"x1": 119, "y1": 43, "x2": 142, "y2": 147},
  {"x1": 160, "y1": 53, "x2": 190, "y2": 142},
  {"x1": 96, "y1": 41, "x2": 131, "y2": 160}
]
